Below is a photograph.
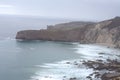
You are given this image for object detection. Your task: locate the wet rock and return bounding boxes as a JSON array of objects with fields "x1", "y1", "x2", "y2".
[
  {"x1": 66, "y1": 62, "x2": 71, "y2": 64},
  {"x1": 83, "y1": 59, "x2": 120, "y2": 80},
  {"x1": 101, "y1": 73, "x2": 120, "y2": 80},
  {"x1": 86, "y1": 76, "x2": 92, "y2": 80},
  {"x1": 98, "y1": 52, "x2": 105, "y2": 55},
  {"x1": 69, "y1": 77, "x2": 77, "y2": 80}
]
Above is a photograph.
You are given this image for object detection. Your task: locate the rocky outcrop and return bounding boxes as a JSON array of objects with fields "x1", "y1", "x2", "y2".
[
  {"x1": 16, "y1": 17, "x2": 120, "y2": 48},
  {"x1": 83, "y1": 59, "x2": 120, "y2": 80},
  {"x1": 101, "y1": 73, "x2": 120, "y2": 80}
]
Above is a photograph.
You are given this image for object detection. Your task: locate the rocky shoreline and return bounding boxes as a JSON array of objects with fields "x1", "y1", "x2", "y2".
[
  {"x1": 33, "y1": 44, "x2": 120, "y2": 80},
  {"x1": 83, "y1": 59, "x2": 120, "y2": 80},
  {"x1": 16, "y1": 17, "x2": 120, "y2": 80},
  {"x1": 63, "y1": 57, "x2": 120, "y2": 80}
]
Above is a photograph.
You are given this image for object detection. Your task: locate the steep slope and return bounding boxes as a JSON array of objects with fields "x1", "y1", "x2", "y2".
[
  {"x1": 85, "y1": 17, "x2": 120, "y2": 47},
  {"x1": 16, "y1": 17, "x2": 120, "y2": 48}
]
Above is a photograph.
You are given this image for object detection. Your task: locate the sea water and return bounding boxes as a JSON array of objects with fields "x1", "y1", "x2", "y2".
[
  {"x1": 30, "y1": 43, "x2": 120, "y2": 80},
  {"x1": 0, "y1": 39, "x2": 81, "y2": 80},
  {"x1": 0, "y1": 16, "x2": 120, "y2": 80},
  {"x1": 0, "y1": 39, "x2": 120, "y2": 80}
]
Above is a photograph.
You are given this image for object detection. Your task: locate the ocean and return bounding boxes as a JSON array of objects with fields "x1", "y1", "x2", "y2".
[
  {"x1": 0, "y1": 16, "x2": 120, "y2": 80},
  {"x1": 0, "y1": 39, "x2": 81, "y2": 80},
  {"x1": 0, "y1": 16, "x2": 79, "y2": 80}
]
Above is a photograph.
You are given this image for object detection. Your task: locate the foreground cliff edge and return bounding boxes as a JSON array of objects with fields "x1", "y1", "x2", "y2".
[{"x1": 16, "y1": 17, "x2": 120, "y2": 48}]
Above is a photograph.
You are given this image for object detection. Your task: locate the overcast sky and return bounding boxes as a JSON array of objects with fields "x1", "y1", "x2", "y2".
[{"x1": 0, "y1": 0, "x2": 120, "y2": 21}]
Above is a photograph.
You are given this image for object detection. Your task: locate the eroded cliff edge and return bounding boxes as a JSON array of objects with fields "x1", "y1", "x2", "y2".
[{"x1": 16, "y1": 17, "x2": 120, "y2": 48}]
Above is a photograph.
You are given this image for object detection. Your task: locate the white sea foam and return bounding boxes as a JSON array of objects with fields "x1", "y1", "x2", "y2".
[
  {"x1": 31, "y1": 59, "x2": 93, "y2": 80},
  {"x1": 30, "y1": 44, "x2": 120, "y2": 80},
  {"x1": 74, "y1": 44, "x2": 120, "y2": 61}
]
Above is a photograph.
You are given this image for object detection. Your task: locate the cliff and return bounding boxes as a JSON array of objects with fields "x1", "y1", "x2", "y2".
[{"x1": 16, "y1": 17, "x2": 120, "y2": 48}]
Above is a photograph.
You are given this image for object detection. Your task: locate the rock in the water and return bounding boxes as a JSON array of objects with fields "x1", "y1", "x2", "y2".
[{"x1": 101, "y1": 73, "x2": 120, "y2": 80}]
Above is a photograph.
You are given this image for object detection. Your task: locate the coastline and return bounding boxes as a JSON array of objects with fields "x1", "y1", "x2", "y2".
[
  {"x1": 30, "y1": 43, "x2": 120, "y2": 80},
  {"x1": 16, "y1": 17, "x2": 120, "y2": 49},
  {"x1": 15, "y1": 17, "x2": 120, "y2": 80}
]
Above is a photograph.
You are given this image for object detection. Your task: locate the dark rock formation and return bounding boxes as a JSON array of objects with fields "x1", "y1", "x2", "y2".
[
  {"x1": 101, "y1": 73, "x2": 120, "y2": 80},
  {"x1": 16, "y1": 17, "x2": 120, "y2": 48},
  {"x1": 83, "y1": 59, "x2": 120, "y2": 80}
]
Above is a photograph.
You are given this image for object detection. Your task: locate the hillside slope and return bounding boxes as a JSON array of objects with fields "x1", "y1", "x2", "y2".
[{"x1": 16, "y1": 17, "x2": 120, "y2": 48}]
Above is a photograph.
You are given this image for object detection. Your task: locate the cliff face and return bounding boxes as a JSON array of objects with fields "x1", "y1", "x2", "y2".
[
  {"x1": 81, "y1": 17, "x2": 120, "y2": 48},
  {"x1": 16, "y1": 17, "x2": 120, "y2": 48}
]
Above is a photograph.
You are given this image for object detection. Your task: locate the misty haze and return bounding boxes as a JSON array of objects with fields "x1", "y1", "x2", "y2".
[{"x1": 0, "y1": 0, "x2": 120, "y2": 80}]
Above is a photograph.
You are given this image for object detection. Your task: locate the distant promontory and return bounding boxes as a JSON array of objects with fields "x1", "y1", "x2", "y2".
[{"x1": 16, "y1": 17, "x2": 120, "y2": 48}]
